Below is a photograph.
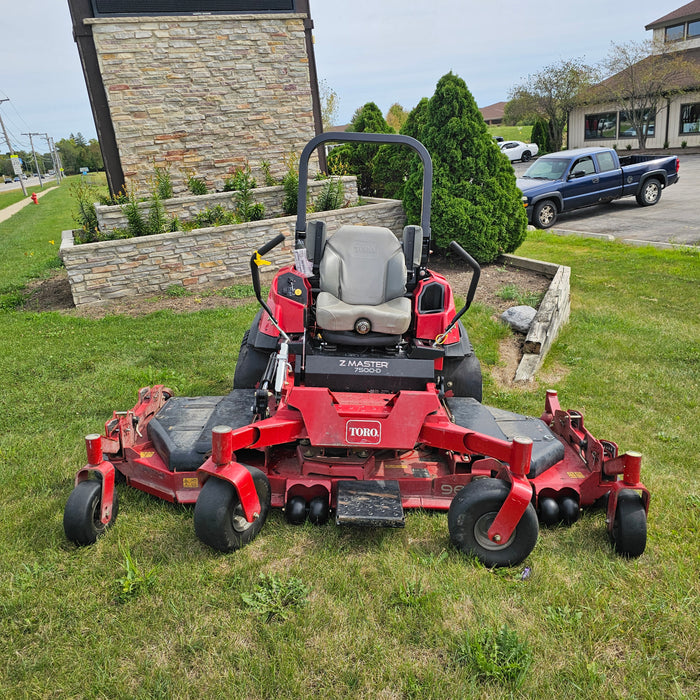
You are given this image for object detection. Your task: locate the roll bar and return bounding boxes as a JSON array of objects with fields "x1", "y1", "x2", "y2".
[{"x1": 295, "y1": 132, "x2": 433, "y2": 243}]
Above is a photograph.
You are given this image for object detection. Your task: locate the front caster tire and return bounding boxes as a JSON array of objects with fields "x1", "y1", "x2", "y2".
[
  {"x1": 610, "y1": 490, "x2": 647, "y2": 558},
  {"x1": 64, "y1": 479, "x2": 119, "y2": 546},
  {"x1": 194, "y1": 468, "x2": 270, "y2": 553},
  {"x1": 533, "y1": 199, "x2": 557, "y2": 229},
  {"x1": 448, "y1": 478, "x2": 539, "y2": 567}
]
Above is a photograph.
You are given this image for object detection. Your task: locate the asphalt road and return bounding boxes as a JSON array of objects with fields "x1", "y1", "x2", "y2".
[
  {"x1": 0, "y1": 175, "x2": 57, "y2": 192},
  {"x1": 512, "y1": 153, "x2": 700, "y2": 247}
]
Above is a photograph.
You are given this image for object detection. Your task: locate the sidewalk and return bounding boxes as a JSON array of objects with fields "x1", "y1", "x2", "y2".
[{"x1": 0, "y1": 186, "x2": 57, "y2": 224}]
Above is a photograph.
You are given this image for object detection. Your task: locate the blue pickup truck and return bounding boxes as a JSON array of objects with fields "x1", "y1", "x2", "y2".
[{"x1": 518, "y1": 147, "x2": 680, "y2": 229}]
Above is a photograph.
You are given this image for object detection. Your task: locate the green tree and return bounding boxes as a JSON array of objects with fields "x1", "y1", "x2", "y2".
[
  {"x1": 373, "y1": 98, "x2": 429, "y2": 199},
  {"x1": 327, "y1": 102, "x2": 394, "y2": 195},
  {"x1": 507, "y1": 58, "x2": 595, "y2": 151},
  {"x1": 530, "y1": 117, "x2": 551, "y2": 154},
  {"x1": 403, "y1": 73, "x2": 527, "y2": 263},
  {"x1": 385, "y1": 103, "x2": 409, "y2": 131},
  {"x1": 319, "y1": 79, "x2": 340, "y2": 131}
]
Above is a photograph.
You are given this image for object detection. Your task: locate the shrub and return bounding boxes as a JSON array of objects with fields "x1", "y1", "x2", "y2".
[
  {"x1": 69, "y1": 178, "x2": 101, "y2": 242},
  {"x1": 327, "y1": 102, "x2": 394, "y2": 196},
  {"x1": 153, "y1": 164, "x2": 173, "y2": 199},
  {"x1": 314, "y1": 177, "x2": 345, "y2": 211},
  {"x1": 403, "y1": 72, "x2": 527, "y2": 263},
  {"x1": 187, "y1": 174, "x2": 208, "y2": 195},
  {"x1": 282, "y1": 160, "x2": 299, "y2": 216},
  {"x1": 224, "y1": 162, "x2": 257, "y2": 192},
  {"x1": 530, "y1": 117, "x2": 551, "y2": 154},
  {"x1": 190, "y1": 205, "x2": 239, "y2": 229},
  {"x1": 260, "y1": 159, "x2": 277, "y2": 187}
]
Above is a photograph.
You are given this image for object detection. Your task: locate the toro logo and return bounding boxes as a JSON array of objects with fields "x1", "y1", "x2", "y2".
[{"x1": 345, "y1": 420, "x2": 382, "y2": 445}]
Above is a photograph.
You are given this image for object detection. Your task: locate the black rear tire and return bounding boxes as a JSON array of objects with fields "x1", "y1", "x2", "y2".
[
  {"x1": 521, "y1": 151, "x2": 531, "y2": 162},
  {"x1": 448, "y1": 478, "x2": 538, "y2": 567},
  {"x1": 64, "y1": 480, "x2": 119, "y2": 546},
  {"x1": 610, "y1": 490, "x2": 647, "y2": 558},
  {"x1": 233, "y1": 329, "x2": 271, "y2": 389},
  {"x1": 194, "y1": 468, "x2": 270, "y2": 553}
]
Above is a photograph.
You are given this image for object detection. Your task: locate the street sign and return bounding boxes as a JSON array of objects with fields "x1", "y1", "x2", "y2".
[{"x1": 10, "y1": 155, "x2": 22, "y2": 176}]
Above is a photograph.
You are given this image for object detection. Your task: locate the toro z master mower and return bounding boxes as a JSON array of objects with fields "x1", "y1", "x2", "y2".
[{"x1": 64, "y1": 133, "x2": 649, "y2": 566}]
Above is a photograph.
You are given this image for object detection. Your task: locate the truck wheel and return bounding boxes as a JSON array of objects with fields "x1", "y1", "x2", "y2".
[
  {"x1": 533, "y1": 200, "x2": 557, "y2": 229},
  {"x1": 636, "y1": 178, "x2": 662, "y2": 207},
  {"x1": 448, "y1": 478, "x2": 539, "y2": 567},
  {"x1": 521, "y1": 151, "x2": 531, "y2": 162}
]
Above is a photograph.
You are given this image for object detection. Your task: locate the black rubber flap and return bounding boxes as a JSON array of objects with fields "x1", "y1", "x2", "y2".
[
  {"x1": 147, "y1": 390, "x2": 254, "y2": 472},
  {"x1": 447, "y1": 397, "x2": 565, "y2": 478},
  {"x1": 335, "y1": 480, "x2": 405, "y2": 527}
]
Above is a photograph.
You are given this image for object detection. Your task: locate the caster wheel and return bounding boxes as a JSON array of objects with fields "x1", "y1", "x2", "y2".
[
  {"x1": 610, "y1": 490, "x2": 647, "y2": 558},
  {"x1": 194, "y1": 468, "x2": 270, "y2": 552},
  {"x1": 64, "y1": 480, "x2": 119, "y2": 546}
]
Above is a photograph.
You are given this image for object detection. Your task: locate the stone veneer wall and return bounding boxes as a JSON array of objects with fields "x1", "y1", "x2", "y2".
[
  {"x1": 85, "y1": 13, "x2": 317, "y2": 194},
  {"x1": 95, "y1": 177, "x2": 359, "y2": 233},
  {"x1": 60, "y1": 199, "x2": 407, "y2": 306}
]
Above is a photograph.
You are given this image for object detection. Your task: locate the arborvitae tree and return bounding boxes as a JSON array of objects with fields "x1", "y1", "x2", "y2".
[
  {"x1": 327, "y1": 102, "x2": 394, "y2": 196},
  {"x1": 373, "y1": 98, "x2": 429, "y2": 199},
  {"x1": 403, "y1": 73, "x2": 527, "y2": 263},
  {"x1": 531, "y1": 117, "x2": 551, "y2": 154}
]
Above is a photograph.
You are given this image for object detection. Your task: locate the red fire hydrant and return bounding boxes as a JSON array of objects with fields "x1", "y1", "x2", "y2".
[{"x1": 30, "y1": 192, "x2": 38, "y2": 205}]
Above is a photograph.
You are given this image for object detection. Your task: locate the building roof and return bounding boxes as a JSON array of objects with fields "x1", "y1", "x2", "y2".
[
  {"x1": 590, "y1": 46, "x2": 700, "y2": 96},
  {"x1": 646, "y1": 0, "x2": 700, "y2": 30},
  {"x1": 479, "y1": 101, "x2": 506, "y2": 121}
]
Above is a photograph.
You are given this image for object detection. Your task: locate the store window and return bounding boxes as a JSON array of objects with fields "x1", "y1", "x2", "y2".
[
  {"x1": 619, "y1": 111, "x2": 655, "y2": 138},
  {"x1": 679, "y1": 103, "x2": 700, "y2": 134},
  {"x1": 665, "y1": 23, "x2": 685, "y2": 41},
  {"x1": 584, "y1": 112, "x2": 617, "y2": 139}
]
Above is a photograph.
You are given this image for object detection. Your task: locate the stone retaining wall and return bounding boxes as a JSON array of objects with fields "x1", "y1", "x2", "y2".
[
  {"x1": 60, "y1": 198, "x2": 406, "y2": 306},
  {"x1": 95, "y1": 177, "x2": 359, "y2": 233}
]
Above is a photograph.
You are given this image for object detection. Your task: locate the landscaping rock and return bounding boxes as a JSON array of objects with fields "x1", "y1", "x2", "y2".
[{"x1": 500, "y1": 305, "x2": 537, "y2": 333}]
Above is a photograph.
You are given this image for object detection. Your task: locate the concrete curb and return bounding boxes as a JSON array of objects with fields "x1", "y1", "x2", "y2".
[{"x1": 548, "y1": 227, "x2": 700, "y2": 251}]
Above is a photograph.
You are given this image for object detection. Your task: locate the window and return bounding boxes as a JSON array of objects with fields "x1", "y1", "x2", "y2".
[
  {"x1": 596, "y1": 151, "x2": 617, "y2": 172},
  {"x1": 688, "y1": 20, "x2": 700, "y2": 38},
  {"x1": 680, "y1": 103, "x2": 700, "y2": 134},
  {"x1": 571, "y1": 156, "x2": 596, "y2": 177},
  {"x1": 619, "y1": 110, "x2": 655, "y2": 138},
  {"x1": 665, "y1": 23, "x2": 685, "y2": 41},
  {"x1": 585, "y1": 112, "x2": 617, "y2": 139}
]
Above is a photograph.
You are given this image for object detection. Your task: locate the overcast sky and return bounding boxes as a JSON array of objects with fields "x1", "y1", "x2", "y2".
[{"x1": 0, "y1": 0, "x2": 680, "y2": 151}]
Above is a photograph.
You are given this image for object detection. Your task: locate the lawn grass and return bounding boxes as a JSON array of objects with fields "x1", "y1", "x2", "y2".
[
  {"x1": 0, "y1": 189, "x2": 698, "y2": 698},
  {"x1": 487, "y1": 124, "x2": 533, "y2": 142}
]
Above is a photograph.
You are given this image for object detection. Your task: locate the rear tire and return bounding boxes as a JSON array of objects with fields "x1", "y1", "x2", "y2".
[
  {"x1": 233, "y1": 330, "x2": 271, "y2": 389},
  {"x1": 533, "y1": 199, "x2": 557, "y2": 229},
  {"x1": 636, "y1": 178, "x2": 661, "y2": 207},
  {"x1": 194, "y1": 468, "x2": 270, "y2": 552},
  {"x1": 448, "y1": 478, "x2": 539, "y2": 567},
  {"x1": 521, "y1": 151, "x2": 531, "y2": 162},
  {"x1": 64, "y1": 480, "x2": 119, "y2": 546}
]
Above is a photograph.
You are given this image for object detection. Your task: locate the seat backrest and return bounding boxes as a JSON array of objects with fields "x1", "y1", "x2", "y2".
[{"x1": 319, "y1": 225, "x2": 406, "y2": 305}]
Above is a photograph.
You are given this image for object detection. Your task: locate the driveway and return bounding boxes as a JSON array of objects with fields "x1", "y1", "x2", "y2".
[{"x1": 512, "y1": 154, "x2": 700, "y2": 247}]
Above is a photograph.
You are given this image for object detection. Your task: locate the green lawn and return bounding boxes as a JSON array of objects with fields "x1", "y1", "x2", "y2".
[
  {"x1": 487, "y1": 124, "x2": 533, "y2": 142},
  {"x1": 0, "y1": 186, "x2": 698, "y2": 698}
]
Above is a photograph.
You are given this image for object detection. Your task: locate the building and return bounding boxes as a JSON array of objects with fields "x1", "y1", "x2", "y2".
[
  {"x1": 568, "y1": 1, "x2": 700, "y2": 150},
  {"x1": 479, "y1": 101, "x2": 506, "y2": 126}
]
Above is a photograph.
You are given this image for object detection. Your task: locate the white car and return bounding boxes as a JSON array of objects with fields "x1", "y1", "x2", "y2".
[{"x1": 500, "y1": 140, "x2": 539, "y2": 162}]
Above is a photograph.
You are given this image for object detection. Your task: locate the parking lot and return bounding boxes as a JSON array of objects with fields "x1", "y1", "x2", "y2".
[{"x1": 512, "y1": 154, "x2": 700, "y2": 247}]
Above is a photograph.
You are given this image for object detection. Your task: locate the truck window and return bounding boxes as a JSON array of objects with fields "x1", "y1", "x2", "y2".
[
  {"x1": 596, "y1": 151, "x2": 617, "y2": 172},
  {"x1": 571, "y1": 156, "x2": 595, "y2": 177}
]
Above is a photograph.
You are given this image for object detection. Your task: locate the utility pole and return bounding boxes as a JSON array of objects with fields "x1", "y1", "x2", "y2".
[
  {"x1": 23, "y1": 133, "x2": 45, "y2": 189},
  {"x1": 43, "y1": 134, "x2": 61, "y2": 185},
  {"x1": 0, "y1": 98, "x2": 28, "y2": 196}
]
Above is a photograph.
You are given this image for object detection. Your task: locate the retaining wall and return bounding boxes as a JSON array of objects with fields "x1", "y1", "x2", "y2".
[
  {"x1": 60, "y1": 198, "x2": 406, "y2": 306},
  {"x1": 95, "y1": 177, "x2": 359, "y2": 233}
]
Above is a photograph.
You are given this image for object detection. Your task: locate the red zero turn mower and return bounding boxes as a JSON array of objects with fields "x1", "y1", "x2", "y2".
[{"x1": 64, "y1": 133, "x2": 650, "y2": 566}]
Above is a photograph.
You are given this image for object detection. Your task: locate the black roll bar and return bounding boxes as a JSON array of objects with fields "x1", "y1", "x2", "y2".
[{"x1": 295, "y1": 132, "x2": 433, "y2": 243}]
